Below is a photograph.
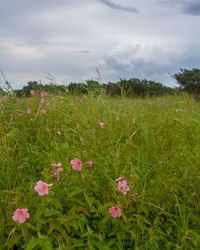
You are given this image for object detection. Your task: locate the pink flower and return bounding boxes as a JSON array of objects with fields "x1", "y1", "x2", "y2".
[
  {"x1": 115, "y1": 177, "x2": 125, "y2": 182},
  {"x1": 41, "y1": 92, "x2": 44, "y2": 97},
  {"x1": 41, "y1": 109, "x2": 46, "y2": 115},
  {"x1": 109, "y1": 206, "x2": 121, "y2": 218},
  {"x1": 116, "y1": 117, "x2": 119, "y2": 121},
  {"x1": 87, "y1": 161, "x2": 93, "y2": 166},
  {"x1": 30, "y1": 90, "x2": 35, "y2": 96},
  {"x1": 51, "y1": 162, "x2": 61, "y2": 167},
  {"x1": 57, "y1": 130, "x2": 61, "y2": 135},
  {"x1": 71, "y1": 158, "x2": 82, "y2": 171},
  {"x1": 118, "y1": 180, "x2": 130, "y2": 195},
  {"x1": 41, "y1": 98, "x2": 44, "y2": 104},
  {"x1": 132, "y1": 118, "x2": 135, "y2": 123},
  {"x1": 54, "y1": 167, "x2": 63, "y2": 181},
  {"x1": 176, "y1": 109, "x2": 178, "y2": 112},
  {"x1": 34, "y1": 180, "x2": 53, "y2": 196},
  {"x1": 12, "y1": 209, "x2": 30, "y2": 224},
  {"x1": 44, "y1": 92, "x2": 48, "y2": 97},
  {"x1": 46, "y1": 102, "x2": 49, "y2": 106},
  {"x1": 100, "y1": 122, "x2": 104, "y2": 128},
  {"x1": 27, "y1": 108, "x2": 32, "y2": 114}
]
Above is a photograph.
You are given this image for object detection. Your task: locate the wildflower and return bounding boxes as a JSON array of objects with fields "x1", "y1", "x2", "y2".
[
  {"x1": 34, "y1": 180, "x2": 53, "y2": 196},
  {"x1": 41, "y1": 98, "x2": 44, "y2": 104},
  {"x1": 41, "y1": 92, "x2": 44, "y2": 97},
  {"x1": 109, "y1": 206, "x2": 121, "y2": 218},
  {"x1": 132, "y1": 118, "x2": 135, "y2": 123},
  {"x1": 30, "y1": 90, "x2": 35, "y2": 96},
  {"x1": 71, "y1": 158, "x2": 82, "y2": 171},
  {"x1": 87, "y1": 161, "x2": 93, "y2": 166},
  {"x1": 115, "y1": 177, "x2": 125, "y2": 182},
  {"x1": 54, "y1": 167, "x2": 63, "y2": 181},
  {"x1": 118, "y1": 180, "x2": 130, "y2": 195},
  {"x1": 40, "y1": 109, "x2": 46, "y2": 115},
  {"x1": 100, "y1": 122, "x2": 104, "y2": 128},
  {"x1": 116, "y1": 117, "x2": 119, "y2": 121},
  {"x1": 12, "y1": 209, "x2": 30, "y2": 224},
  {"x1": 51, "y1": 162, "x2": 62, "y2": 167},
  {"x1": 27, "y1": 108, "x2": 31, "y2": 114},
  {"x1": 44, "y1": 92, "x2": 48, "y2": 97},
  {"x1": 46, "y1": 102, "x2": 49, "y2": 106},
  {"x1": 176, "y1": 109, "x2": 178, "y2": 112},
  {"x1": 57, "y1": 130, "x2": 61, "y2": 135}
]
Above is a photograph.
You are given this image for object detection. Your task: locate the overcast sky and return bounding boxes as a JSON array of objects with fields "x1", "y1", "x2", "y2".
[{"x1": 0, "y1": 0, "x2": 200, "y2": 89}]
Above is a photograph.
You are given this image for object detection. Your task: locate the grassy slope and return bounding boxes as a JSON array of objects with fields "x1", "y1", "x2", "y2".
[{"x1": 0, "y1": 94, "x2": 200, "y2": 249}]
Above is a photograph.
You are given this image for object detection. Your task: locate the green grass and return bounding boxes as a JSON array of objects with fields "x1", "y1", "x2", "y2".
[{"x1": 0, "y1": 93, "x2": 200, "y2": 249}]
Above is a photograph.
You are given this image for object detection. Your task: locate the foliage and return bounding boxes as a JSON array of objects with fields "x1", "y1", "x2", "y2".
[
  {"x1": 12, "y1": 78, "x2": 181, "y2": 98},
  {"x1": 0, "y1": 94, "x2": 200, "y2": 249},
  {"x1": 174, "y1": 68, "x2": 200, "y2": 94}
]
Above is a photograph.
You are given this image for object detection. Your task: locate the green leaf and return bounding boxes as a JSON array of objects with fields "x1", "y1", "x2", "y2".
[
  {"x1": 38, "y1": 238, "x2": 53, "y2": 250},
  {"x1": 26, "y1": 236, "x2": 38, "y2": 250}
]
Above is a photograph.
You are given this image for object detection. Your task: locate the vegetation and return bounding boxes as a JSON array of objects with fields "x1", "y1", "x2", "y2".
[
  {"x1": 0, "y1": 92, "x2": 200, "y2": 249},
  {"x1": 174, "y1": 68, "x2": 200, "y2": 95},
  {"x1": 12, "y1": 78, "x2": 180, "y2": 98}
]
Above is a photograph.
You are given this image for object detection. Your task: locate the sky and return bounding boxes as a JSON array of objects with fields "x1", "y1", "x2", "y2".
[{"x1": 0, "y1": 0, "x2": 200, "y2": 89}]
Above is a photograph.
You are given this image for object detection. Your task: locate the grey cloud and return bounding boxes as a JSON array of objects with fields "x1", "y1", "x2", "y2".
[
  {"x1": 75, "y1": 50, "x2": 91, "y2": 54},
  {"x1": 160, "y1": 0, "x2": 200, "y2": 16},
  {"x1": 97, "y1": 0, "x2": 139, "y2": 13},
  {"x1": 183, "y1": 2, "x2": 200, "y2": 16},
  {"x1": 99, "y1": 44, "x2": 200, "y2": 85}
]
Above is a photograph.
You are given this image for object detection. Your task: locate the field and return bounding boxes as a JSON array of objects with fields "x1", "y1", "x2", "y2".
[{"x1": 0, "y1": 93, "x2": 200, "y2": 249}]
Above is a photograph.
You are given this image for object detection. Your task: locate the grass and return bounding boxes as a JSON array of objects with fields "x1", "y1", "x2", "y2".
[{"x1": 0, "y1": 93, "x2": 200, "y2": 249}]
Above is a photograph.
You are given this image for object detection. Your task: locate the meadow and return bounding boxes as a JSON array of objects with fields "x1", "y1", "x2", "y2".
[{"x1": 0, "y1": 92, "x2": 200, "y2": 249}]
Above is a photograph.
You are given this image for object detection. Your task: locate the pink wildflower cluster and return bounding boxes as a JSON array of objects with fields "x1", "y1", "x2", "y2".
[
  {"x1": 41, "y1": 92, "x2": 48, "y2": 97},
  {"x1": 12, "y1": 180, "x2": 53, "y2": 224},
  {"x1": 71, "y1": 158, "x2": 82, "y2": 171},
  {"x1": 12, "y1": 209, "x2": 30, "y2": 224},
  {"x1": 70, "y1": 158, "x2": 93, "y2": 171},
  {"x1": 27, "y1": 108, "x2": 32, "y2": 114},
  {"x1": 109, "y1": 206, "x2": 121, "y2": 218},
  {"x1": 30, "y1": 90, "x2": 35, "y2": 96},
  {"x1": 87, "y1": 161, "x2": 93, "y2": 166},
  {"x1": 100, "y1": 122, "x2": 104, "y2": 128},
  {"x1": 51, "y1": 162, "x2": 62, "y2": 167},
  {"x1": 118, "y1": 180, "x2": 131, "y2": 195},
  {"x1": 41, "y1": 109, "x2": 46, "y2": 115},
  {"x1": 34, "y1": 181, "x2": 53, "y2": 196},
  {"x1": 57, "y1": 130, "x2": 61, "y2": 135},
  {"x1": 54, "y1": 168, "x2": 63, "y2": 181},
  {"x1": 40, "y1": 92, "x2": 49, "y2": 106},
  {"x1": 52, "y1": 162, "x2": 63, "y2": 181},
  {"x1": 108, "y1": 175, "x2": 139, "y2": 218}
]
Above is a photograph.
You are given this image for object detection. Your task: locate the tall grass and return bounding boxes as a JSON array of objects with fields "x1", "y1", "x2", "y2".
[{"x1": 0, "y1": 93, "x2": 200, "y2": 249}]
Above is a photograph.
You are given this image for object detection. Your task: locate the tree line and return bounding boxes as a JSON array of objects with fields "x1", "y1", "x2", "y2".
[{"x1": 1, "y1": 68, "x2": 200, "y2": 97}]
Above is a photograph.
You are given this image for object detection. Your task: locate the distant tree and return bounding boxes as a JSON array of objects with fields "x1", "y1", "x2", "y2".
[{"x1": 174, "y1": 68, "x2": 200, "y2": 94}]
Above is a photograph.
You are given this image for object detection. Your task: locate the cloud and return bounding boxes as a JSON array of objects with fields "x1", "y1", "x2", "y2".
[
  {"x1": 75, "y1": 50, "x2": 91, "y2": 54},
  {"x1": 0, "y1": 0, "x2": 200, "y2": 89},
  {"x1": 97, "y1": 0, "x2": 139, "y2": 13},
  {"x1": 183, "y1": 1, "x2": 200, "y2": 16},
  {"x1": 160, "y1": 0, "x2": 200, "y2": 16},
  {"x1": 97, "y1": 43, "x2": 200, "y2": 86}
]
